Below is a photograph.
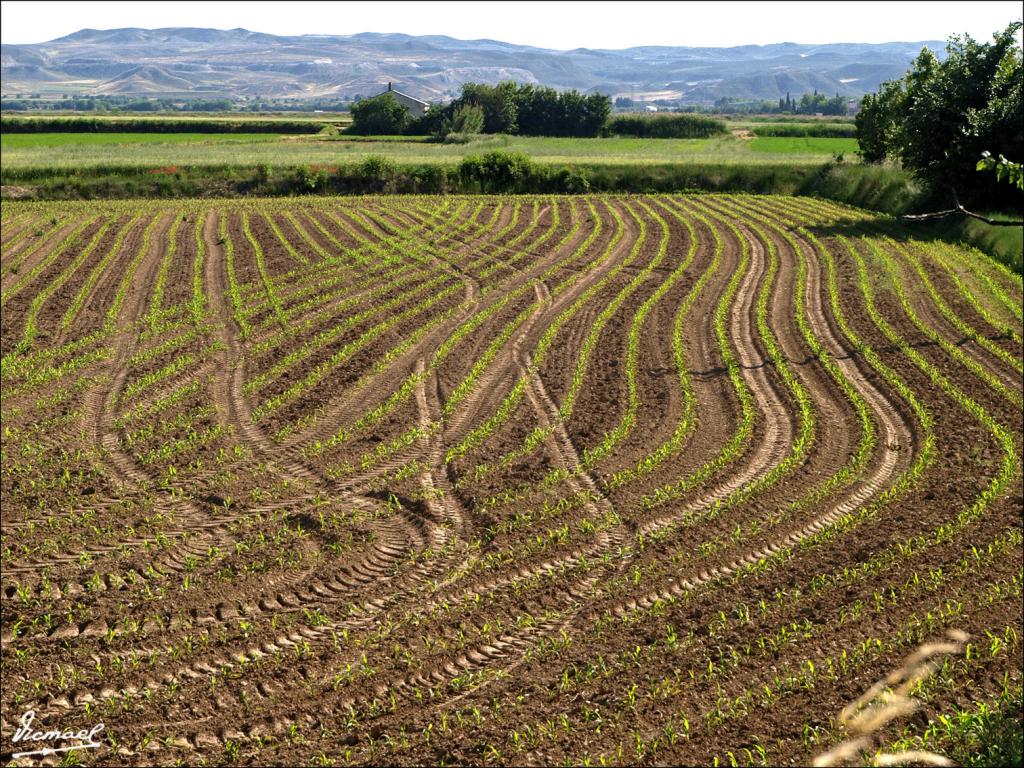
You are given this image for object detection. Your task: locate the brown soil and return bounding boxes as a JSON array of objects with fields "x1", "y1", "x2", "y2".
[{"x1": 1, "y1": 194, "x2": 1021, "y2": 768}]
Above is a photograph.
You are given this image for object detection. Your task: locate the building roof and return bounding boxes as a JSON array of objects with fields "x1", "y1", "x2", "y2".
[{"x1": 381, "y1": 82, "x2": 427, "y2": 107}]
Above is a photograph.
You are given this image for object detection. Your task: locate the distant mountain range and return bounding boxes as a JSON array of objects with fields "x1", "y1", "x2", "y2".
[{"x1": 0, "y1": 27, "x2": 946, "y2": 104}]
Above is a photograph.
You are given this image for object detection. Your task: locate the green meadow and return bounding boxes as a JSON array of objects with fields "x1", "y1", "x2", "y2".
[{"x1": 0, "y1": 132, "x2": 858, "y2": 170}]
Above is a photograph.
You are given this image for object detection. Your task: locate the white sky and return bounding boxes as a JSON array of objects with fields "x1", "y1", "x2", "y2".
[{"x1": 1, "y1": 1, "x2": 1020, "y2": 49}]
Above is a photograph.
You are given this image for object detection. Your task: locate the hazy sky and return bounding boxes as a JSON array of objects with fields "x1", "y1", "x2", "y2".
[{"x1": 1, "y1": 1, "x2": 1021, "y2": 48}]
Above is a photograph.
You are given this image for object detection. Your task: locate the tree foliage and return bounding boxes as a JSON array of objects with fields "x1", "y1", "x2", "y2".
[
  {"x1": 606, "y1": 114, "x2": 727, "y2": 138},
  {"x1": 349, "y1": 94, "x2": 411, "y2": 135},
  {"x1": 856, "y1": 21, "x2": 1023, "y2": 204},
  {"x1": 423, "y1": 81, "x2": 611, "y2": 138},
  {"x1": 977, "y1": 151, "x2": 1024, "y2": 191}
]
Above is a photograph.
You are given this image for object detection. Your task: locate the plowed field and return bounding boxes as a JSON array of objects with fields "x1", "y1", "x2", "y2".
[{"x1": 1, "y1": 195, "x2": 1021, "y2": 766}]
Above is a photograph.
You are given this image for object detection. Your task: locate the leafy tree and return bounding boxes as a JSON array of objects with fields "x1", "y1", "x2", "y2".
[
  {"x1": 855, "y1": 78, "x2": 907, "y2": 162},
  {"x1": 458, "y1": 151, "x2": 534, "y2": 192},
  {"x1": 428, "y1": 81, "x2": 611, "y2": 138},
  {"x1": 457, "y1": 81, "x2": 518, "y2": 133},
  {"x1": 856, "y1": 21, "x2": 1023, "y2": 204},
  {"x1": 349, "y1": 93, "x2": 410, "y2": 135},
  {"x1": 450, "y1": 103, "x2": 485, "y2": 134}
]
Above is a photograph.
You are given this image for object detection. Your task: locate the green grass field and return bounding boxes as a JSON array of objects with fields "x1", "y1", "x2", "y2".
[
  {"x1": 0, "y1": 132, "x2": 284, "y2": 148},
  {"x1": 747, "y1": 136, "x2": 860, "y2": 154},
  {"x1": 0, "y1": 132, "x2": 859, "y2": 169}
]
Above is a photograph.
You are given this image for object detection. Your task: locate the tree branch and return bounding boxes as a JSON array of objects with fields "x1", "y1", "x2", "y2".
[{"x1": 900, "y1": 188, "x2": 1023, "y2": 227}]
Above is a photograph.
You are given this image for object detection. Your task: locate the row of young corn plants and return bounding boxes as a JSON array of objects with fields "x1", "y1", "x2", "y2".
[
  {"x1": 814, "y1": 213, "x2": 1023, "y2": 412},
  {"x1": 444, "y1": 198, "x2": 623, "y2": 466},
  {"x1": 279, "y1": 198, "x2": 573, "y2": 466},
  {"x1": 717, "y1": 195, "x2": 876, "y2": 495},
  {"x1": 0, "y1": 213, "x2": 77, "y2": 286},
  {"x1": 307, "y1": 209, "x2": 589, "y2": 474},
  {"x1": 239, "y1": 199, "x2": 434, "y2": 314},
  {"x1": 0, "y1": 214, "x2": 100, "y2": 309},
  {"x1": 249, "y1": 281, "x2": 463, "y2": 422},
  {"x1": 1, "y1": 196, "x2": 1018, "y2": 767},
  {"x1": 239, "y1": 200, "x2": 449, "y2": 319},
  {"x1": 561, "y1": 201, "x2": 661, "y2": 449},
  {"x1": 452, "y1": 508, "x2": 1020, "y2": 768},
  {"x1": 598, "y1": 198, "x2": 708, "y2": 490},
  {"x1": 574, "y1": 565, "x2": 1019, "y2": 767},
  {"x1": 460, "y1": 299, "x2": 1003, "y2": 765},
  {"x1": 923, "y1": 241, "x2": 1023, "y2": 347},
  {"x1": 442, "y1": 198, "x2": 647, "y2": 489},
  {"x1": 587, "y1": 199, "x2": 815, "y2": 584},
  {"x1": 478, "y1": 199, "x2": 569, "y2": 283},
  {"x1": 464, "y1": 197, "x2": 738, "y2": 521},
  {"x1": 810, "y1": 200, "x2": 1020, "y2": 381},
  {"x1": 304, "y1": 200, "x2": 583, "y2": 461},
  {"x1": 0, "y1": 210, "x2": 41, "y2": 248},
  {"x1": 243, "y1": 198, "x2": 530, "y2": 362},
  {"x1": 240, "y1": 201, "x2": 467, "y2": 326},
  {"x1": 277, "y1": 200, "x2": 435, "y2": 271},
  {"x1": 937, "y1": 240, "x2": 1022, "y2": 323},
  {"x1": 571, "y1": 195, "x2": 928, "y2": 624},
  {"x1": 144, "y1": 212, "x2": 186, "y2": 330},
  {"x1": 260, "y1": 209, "x2": 310, "y2": 269},
  {"x1": 245, "y1": 254, "x2": 440, "y2": 363},
  {"x1": 239, "y1": 202, "x2": 511, "y2": 394},
  {"x1": 772, "y1": 197, "x2": 1022, "y2": 408},
  {"x1": 242, "y1": 262, "x2": 458, "y2": 396},
  {"x1": 773, "y1": 197, "x2": 1023, "y2": 390},
  {"x1": 634, "y1": 200, "x2": 758, "y2": 513},
  {"x1": 14, "y1": 215, "x2": 122, "y2": 355},
  {"x1": 217, "y1": 209, "x2": 249, "y2": 339},
  {"x1": 102, "y1": 215, "x2": 166, "y2": 332},
  {"x1": 582, "y1": 199, "x2": 724, "y2": 475},
  {"x1": 461, "y1": 199, "x2": 761, "y2": 580},
  {"x1": 843, "y1": 234, "x2": 1020, "y2": 522},
  {"x1": 1, "y1": 342, "x2": 111, "y2": 402},
  {"x1": 240, "y1": 210, "x2": 289, "y2": 332},
  {"x1": 477, "y1": 197, "x2": 673, "y2": 501},
  {"x1": 244, "y1": 199, "x2": 517, "y2": 356}
]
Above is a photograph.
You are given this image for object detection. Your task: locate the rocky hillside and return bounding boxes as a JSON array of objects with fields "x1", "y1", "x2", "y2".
[{"x1": 0, "y1": 27, "x2": 945, "y2": 104}]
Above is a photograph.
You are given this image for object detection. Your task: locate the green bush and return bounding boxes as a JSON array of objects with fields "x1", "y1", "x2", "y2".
[
  {"x1": 0, "y1": 116, "x2": 324, "y2": 133},
  {"x1": 752, "y1": 123, "x2": 857, "y2": 138},
  {"x1": 450, "y1": 104, "x2": 486, "y2": 135},
  {"x1": 350, "y1": 155, "x2": 398, "y2": 193},
  {"x1": 348, "y1": 95, "x2": 411, "y2": 135},
  {"x1": 606, "y1": 114, "x2": 728, "y2": 139},
  {"x1": 458, "y1": 151, "x2": 535, "y2": 193},
  {"x1": 292, "y1": 165, "x2": 327, "y2": 193}
]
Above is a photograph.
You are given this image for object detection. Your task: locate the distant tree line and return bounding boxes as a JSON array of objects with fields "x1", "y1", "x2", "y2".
[
  {"x1": 0, "y1": 117, "x2": 325, "y2": 134},
  {"x1": 349, "y1": 82, "x2": 611, "y2": 138},
  {"x1": 611, "y1": 94, "x2": 858, "y2": 116},
  {"x1": 856, "y1": 21, "x2": 1022, "y2": 206},
  {"x1": 776, "y1": 91, "x2": 849, "y2": 115},
  {"x1": 349, "y1": 81, "x2": 732, "y2": 138},
  {"x1": 605, "y1": 114, "x2": 726, "y2": 138},
  {"x1": 0, "y1": 94, "x2": 350, "y2": 113},
  {"x1": 752, "y1": 123, "x2": 856, "y2": 138}
]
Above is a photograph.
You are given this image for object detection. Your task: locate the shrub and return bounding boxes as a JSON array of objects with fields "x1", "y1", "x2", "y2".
[
  {"x1": 348, "y1": 94, "x2": 411, "y2": 135},
  {"x1": 458, "y1": 151, "x2": 534, "y2": 193},
  {"x1": 352, "y1": 155, "x2": 398, "y2": 192},
  {"x1": 751, "y1": 123, "x2": 857, "y2": 138},
  {"x1": 606, "y1": 114, "x2": 728, "y2": 139},
  {"x1": 292, "y1": 165, "x2": 327, "y2": 193},
  {"x1": 450, "y1": 104, "x2": 486, "y2": 135}
]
